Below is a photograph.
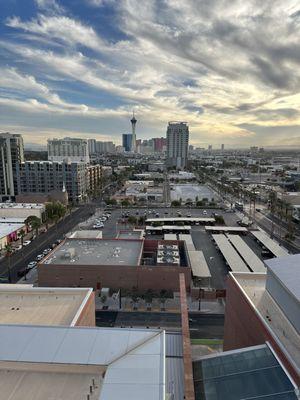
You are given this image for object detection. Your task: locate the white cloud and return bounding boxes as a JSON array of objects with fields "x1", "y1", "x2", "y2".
[
  {"x1": 34, "y1": 0, "x2": 65, "y2": 13},
  {"x1": 1, "y1": 0, "x2": 300, "y2": 146},
  {"x1": 6, "y1": 14, "x2": 105, "y2": 50}
]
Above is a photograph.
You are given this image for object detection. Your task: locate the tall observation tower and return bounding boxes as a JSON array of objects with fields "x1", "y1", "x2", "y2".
[{"x1": 130, "y1": 111, "x2": 137, "y2": 152}]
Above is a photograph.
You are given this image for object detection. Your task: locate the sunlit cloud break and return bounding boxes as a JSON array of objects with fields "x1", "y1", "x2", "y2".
[{"x1": 0, "y1": 0, "x2": 299, "y2": 147}]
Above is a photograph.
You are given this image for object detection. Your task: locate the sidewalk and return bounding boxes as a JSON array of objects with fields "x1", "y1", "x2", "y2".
[{"x1": 17, "y1": 266, "x2": 38, "y2": 285}]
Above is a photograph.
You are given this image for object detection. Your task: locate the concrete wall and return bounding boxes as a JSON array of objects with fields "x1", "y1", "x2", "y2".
[
  {"x1": 266, "y1": 270, "x2": 300, "y2": 335},
  {"x1": 224, "y1": 275, "x2": 300, "y2": 385},
  {"x1": 38, "y1": 263, "x2": 191, "y2": 292},
  {"x1": 0, "y1": 206, "x2": 44, "y2": 219}
]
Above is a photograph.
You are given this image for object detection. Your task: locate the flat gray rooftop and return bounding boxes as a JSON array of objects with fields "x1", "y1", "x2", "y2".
[
  {"x1": 44, "y1": 239, "x2": 143, "y2": 266},
  {"x1": 117, "y1": 231, "x2": 143, "y2": 239},
  {"x1": 265, "y1": 254, "x2": 300, "y2": 302}
]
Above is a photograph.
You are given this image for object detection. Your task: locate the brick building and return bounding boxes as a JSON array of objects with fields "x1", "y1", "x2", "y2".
[{"x1": 38, "y1": 238, "x2": 191, "y2": 292}]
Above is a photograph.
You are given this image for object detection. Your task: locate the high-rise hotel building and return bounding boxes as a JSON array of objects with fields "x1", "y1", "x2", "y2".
[{"x1": 166, "y1": 122, "x2": 189, "y2": 169}]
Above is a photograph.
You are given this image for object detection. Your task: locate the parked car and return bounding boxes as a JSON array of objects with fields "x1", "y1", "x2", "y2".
[
  {"x1": 43, "y1": 248, "x2": 51, "y2": 255},
  {"x1": 14, "y1": 245, "x2": 22, "y2": 251},
  {"x1": 36, "y1": 254, "x2": 44, "y2": 261},
  {"x1": 27, "y1": 261, "x2": 37, "y2": 269},
  {"x1": 23, "y1": 240, "x2": 31, "y2": 246}
]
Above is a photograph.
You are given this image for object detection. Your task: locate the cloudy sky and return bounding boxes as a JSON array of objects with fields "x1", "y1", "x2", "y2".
[{"x1": 0, "y1": 0, "x2": 300, "y2": 148}]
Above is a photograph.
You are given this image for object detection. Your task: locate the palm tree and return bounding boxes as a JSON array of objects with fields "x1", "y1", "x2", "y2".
[
  {"x1": 4, "y1": 243, "x2": 12, "y2": 283},
  {"x1": 24, "y1": 215, "x2": 42, "y2": 237},
  {"x1": 18, "y1": 229, "x2": 26, "y2": 247}
]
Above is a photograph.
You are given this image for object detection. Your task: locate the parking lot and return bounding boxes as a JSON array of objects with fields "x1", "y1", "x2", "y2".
[{"x1": 73, "y1": 207, "x2": 247, "y2": 289}]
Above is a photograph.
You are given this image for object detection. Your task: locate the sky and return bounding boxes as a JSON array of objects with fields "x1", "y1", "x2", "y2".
[{"x1": 0, "y1": 0, "x2": 300, "y2": 148}]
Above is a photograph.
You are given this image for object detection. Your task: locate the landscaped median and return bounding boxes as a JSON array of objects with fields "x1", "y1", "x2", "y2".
[{"x1": 190, "y1": 338, "x2": 223, "y2": 346}]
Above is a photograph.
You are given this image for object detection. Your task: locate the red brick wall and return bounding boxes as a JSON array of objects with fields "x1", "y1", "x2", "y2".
[
  {"x1": 38, "y1": 263, "x2": 191, "y2": 292},
  {"x1": 74, "y1": 291, "x2": 96, "y2": 327},
  {"x1": 179, "y1": 273, "x2": 195, "y2": 400},
  {"x1": 224, "y1": 275, "x2": 300, "y2": 385}
]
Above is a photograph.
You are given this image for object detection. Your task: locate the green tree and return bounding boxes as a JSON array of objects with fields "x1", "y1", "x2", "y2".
[
  {"x1": 128, "y1": 216, "x2": 137, "y2": 225},
  {"x1": 214, "y1": 215, "x2": 225, "y2": 225},
  {"x1": 25, "y1": 215, "x2": 41, "y2": 236},
  {"x1": 46, "y1": 202, "x2": 67, "y2": 228},
  {"x1": 144, "y1": 289, "x2": 154, "y2": 305},
  {"x1": 171, "y1": 200, "x2": 181, "y2": 207},
  {"x1": 121, "y1": 199, "x2": 130, "y2": 207},
  {"x1": 18, "y1": 229, "x2": 26, "y2": 247},
  {"x1": 4, "y1": 243, "x2": 12, "y2": 283}
]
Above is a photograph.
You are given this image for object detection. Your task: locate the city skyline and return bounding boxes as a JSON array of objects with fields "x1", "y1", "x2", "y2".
[{"x1": 0, "y1": 1, "x2": 300, "y2": 148}]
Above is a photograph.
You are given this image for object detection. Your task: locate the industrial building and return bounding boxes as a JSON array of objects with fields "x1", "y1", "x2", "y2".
[{"x1": 38, "y1": 237, "x2": 192, "y2": 292}]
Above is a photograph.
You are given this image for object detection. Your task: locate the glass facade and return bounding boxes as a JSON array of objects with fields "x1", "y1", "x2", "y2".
[{"x1": 193, "y1": 345, "x2": 297, "y2": 400}]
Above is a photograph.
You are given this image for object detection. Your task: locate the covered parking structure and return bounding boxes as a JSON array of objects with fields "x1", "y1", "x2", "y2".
[
  {"x1": 147, "y1": 217, "x2": 215, "y2": 226},
  {"x1": 251, "y1": 230, "x2": 289, "y2": 258},
  {"x1": 212, "y1": 234, "x2": 249, "y2": 273},
  {"x1": 206, "y1": 226, "x2": 248, "y2": 234},
  {"x1": 146, "y1": 225, "x2": 191, "y2": 234},
  {"x1": 227, "y1": 234, "x2": 266, "y2": 273}
]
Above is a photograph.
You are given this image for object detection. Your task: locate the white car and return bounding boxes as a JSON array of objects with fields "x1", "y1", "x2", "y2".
[
  {"x1": 93, "y1": 224, "x2": 104, "y2": 229},
  {"x1": 36, "y1": 254, "x2": 44, "y2": 261},
  {"x1": 23, "y1": 240, "x2": 31, "y2": 246},
  {"x1": 27, "y1": 261, "x2": 37, "y2": 269},
  {"x1": 203, "y1": 210, "x2": 207, "y2": 215}
]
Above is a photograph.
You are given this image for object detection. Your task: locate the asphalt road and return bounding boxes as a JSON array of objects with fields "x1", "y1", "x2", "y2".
[
  {"x1": 0, "y1": 205, "x2": 95, "y2": 282},
  {"x1": 95, "y1": 311, "x2": 224, "y2": 338}
]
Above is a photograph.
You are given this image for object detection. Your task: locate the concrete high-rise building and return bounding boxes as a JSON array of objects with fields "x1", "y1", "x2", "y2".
[
  {"x1": 47, "y1": 137, "x2": 89, "y2": 163},
  {"x1": 166, "y1": 122, "x2": 189, "y2": 169},
  {"x1": 95, "y1": 141, "x2": 115, "y2": 154},
  {"x1": 153, "y1": 137, "x2": 167, "y2": 152},
  {"x1": 221, "y1": 144, "x2": 224, "y2": 151},
  {"x1": 17, "y1": 161, "x2": 88, "y2": 203},
  {"x1": 122, "y1": 134, "x2": 132, "y2": 152},
  {"x1": 88, "y1": 139, "x2": 96, "y2": 155},
  {"x1": 208, "y1": 144, "x2": 212, "y2": 152},
  {"x1": 130, "y1": 112, "x2": 137, "y2": 152},
  {"x1": 0, "y1": 132, "x2": 24, "y2": 201}
]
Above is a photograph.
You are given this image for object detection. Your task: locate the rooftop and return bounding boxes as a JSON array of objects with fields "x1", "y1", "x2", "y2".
[
  {"x1": 43, "y1": 238, "x2": 143, "y2": 266},
  {"x1": 265, "y1": 254, "x2": 300, "y2": 303},
  {"x1": 232, "y1": 272, "x2": 300, "y2": 376},
  {"x1": 0, "y1": 223, "x2": 25, "y2": 238},
  {"x1": 0, "y1": 203, "x2": 45, "y2": 209},
  {"x1": 117, "y1": 230, "x2": 144, "y2": 239},
  {"x1": 0, "y1": 324, "x2": 165, "y2": 400},
  {"x1": 0, "y1": 286, "x2": 92, "y2": 326}
]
